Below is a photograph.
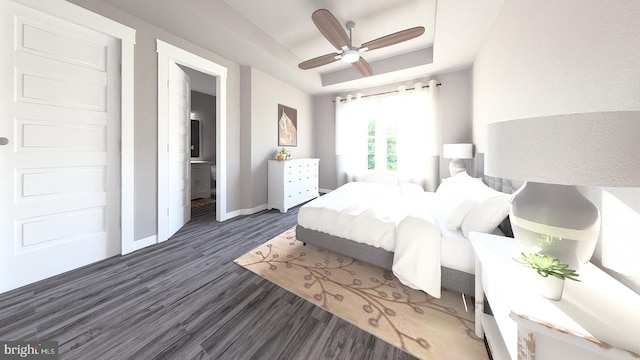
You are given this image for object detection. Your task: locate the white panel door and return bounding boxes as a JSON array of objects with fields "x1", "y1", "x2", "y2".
[
  {"x1": 0, "y1": 3, "x2": 120, "y2": 293},
  {"x1": 167, "y1": 62, "x2": 191, "y2": 238}
]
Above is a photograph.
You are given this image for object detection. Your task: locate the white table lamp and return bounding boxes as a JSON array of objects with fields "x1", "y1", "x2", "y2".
[
  {"x1": 485, "y1": 111, "x2": 640, "y2": 271},
  {"x1": 443, "y1": 143, "x2": 473, "y2": 176}
]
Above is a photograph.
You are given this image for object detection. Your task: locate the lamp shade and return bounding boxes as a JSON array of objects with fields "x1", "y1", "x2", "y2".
[
  {"x1": 485, "y1": 111, "x2": 640, "y2": 187},
  {"x1": 485, "y1": 111, "x2": 640, "y2": 276},
  {"x1": 443, "y1": 143, "x2": 473, "y2": 160}
]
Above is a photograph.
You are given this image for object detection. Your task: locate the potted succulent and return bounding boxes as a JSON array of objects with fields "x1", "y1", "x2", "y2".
[{"x1": 514, "y1": 252, "x2": 580, "y2": 301}]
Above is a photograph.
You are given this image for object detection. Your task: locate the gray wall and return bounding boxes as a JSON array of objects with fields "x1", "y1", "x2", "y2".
[
  {"x1": 314, "y1": 68, "x2": 473, "y2": 191},
  {"x1": 190, "y1": 91, "x2": 216, "y2": 164},
  {"x1": 473, "y1": 0, "x2": 640, "y2": 293},
  {"x1": 67, "y1": 0, "x2": 242, "y2": 240},
  {"x1": 182, "y1": 66, "x2": 217, "y2": 97},
  {"x1": 67, "y1": 1, "x2": 317, "y2": 236},
  {"x1": 243, "y1": 67, "x2": 314, "y2": 208},
  {"x1": 179, "y1": 66, "x2": 217, "y2": 163}
]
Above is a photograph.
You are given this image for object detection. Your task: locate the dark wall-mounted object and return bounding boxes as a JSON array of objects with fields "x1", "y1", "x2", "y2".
[{"x1": 191, "y1": 119, "x2": 200, "y2": 158}]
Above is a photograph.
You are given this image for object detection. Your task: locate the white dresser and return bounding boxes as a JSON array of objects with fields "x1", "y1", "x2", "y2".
[
  {"x1": 190, "y1": 161, "x2": 212, "y2": 200},
  {"x1": 268, "y1": 158, "x2": 319, "y2": 213},
  {"x1": 470, "y1": 232, "x2": 640, "y2": 360}
]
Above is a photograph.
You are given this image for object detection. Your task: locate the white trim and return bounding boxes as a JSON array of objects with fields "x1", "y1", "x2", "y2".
[
  {"x1": 156, "y1": 40, "x2": 229, "y2": 243},
  {"x1": 227, "y1": 204, "x2": 268, "y2": 218},
  {"x1": 119, "y1": 26, "x2": 136, "y2": 254},
  {"x1": 12, "y1": 0, "x2": 137, "y2": 255}
]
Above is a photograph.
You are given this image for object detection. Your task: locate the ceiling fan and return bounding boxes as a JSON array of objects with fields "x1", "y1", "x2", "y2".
[{"x1": 298, "y1": 9, "x2": 425, "y2": 77}]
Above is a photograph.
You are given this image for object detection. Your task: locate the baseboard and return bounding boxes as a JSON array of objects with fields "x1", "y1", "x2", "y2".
[
  {"x1": 226, "y1": 204, "x2": 268, "y2": 218},
  {"x1": 319, "y1": 188, "x2": 334, "y2": 194}
]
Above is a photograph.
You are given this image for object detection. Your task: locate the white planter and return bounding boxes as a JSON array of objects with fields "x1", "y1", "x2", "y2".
[{"x1": 533, "y1": 273, "x2": 565, "y2": 301}]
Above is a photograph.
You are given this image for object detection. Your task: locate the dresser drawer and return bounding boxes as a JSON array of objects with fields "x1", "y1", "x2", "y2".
[{"x1": 268, "y1": 158, "x2": 320, "y2": 212}]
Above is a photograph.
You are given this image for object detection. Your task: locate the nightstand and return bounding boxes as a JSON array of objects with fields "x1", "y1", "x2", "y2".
[{"x1": 469, "y1": 232, "x2": 640, "y2": 360}]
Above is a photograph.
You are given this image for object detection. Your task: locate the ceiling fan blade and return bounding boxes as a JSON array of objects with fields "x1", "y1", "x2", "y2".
[
  {"x1": 361, "y1": 26, "x2": 425, "y2": 52},
  {"x1": 312, "y1": 9, "x2": 350, "y2": 50},
  {"x1": 298, "y1": 52, "x2": 340, "y2": 70},
  {"x1": 352, "y1": 58, "x2": 373, "y2": 77}
]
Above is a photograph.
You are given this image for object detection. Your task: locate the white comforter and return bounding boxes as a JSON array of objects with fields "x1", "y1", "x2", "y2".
[
  {"x1": 297, "y1": 182, "x2": 445, "y2": 297},
  {"x1": 393, "y1": 214, "x2": 443, "y2": 298}
]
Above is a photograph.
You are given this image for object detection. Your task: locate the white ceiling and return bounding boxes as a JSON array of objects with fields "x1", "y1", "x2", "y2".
[{"x1": 99, "y1": 0, "x2": 505, "y2": 95}]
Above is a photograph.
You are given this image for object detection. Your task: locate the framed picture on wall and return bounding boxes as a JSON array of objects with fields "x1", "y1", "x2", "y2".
[{"x1": 278, "y1": 104, "x2": 297, "y2": 146}]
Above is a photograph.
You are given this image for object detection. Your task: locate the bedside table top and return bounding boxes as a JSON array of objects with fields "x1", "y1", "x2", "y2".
[{"x1": 470, "y1": 232, "x2": 640, "y2": 358}]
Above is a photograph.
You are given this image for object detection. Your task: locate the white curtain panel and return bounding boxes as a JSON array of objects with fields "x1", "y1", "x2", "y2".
[
  {"x1": 335, "y1": 80, "x2": 439, "y2": 189},
  {"x1": 396, "y1": 82, "x2": 426, "y2": 186},
  {"x1": 335, "y1": 93, "x2": 368, "y2": 186}
]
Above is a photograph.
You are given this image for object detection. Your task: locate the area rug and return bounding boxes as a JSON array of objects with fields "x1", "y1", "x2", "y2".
[
  {"x1": 234, "y1": 227, "x2": 487, "y2": 360},
  {"x1": 191, "y1": 198, "x2": 215, "y2": 208}
]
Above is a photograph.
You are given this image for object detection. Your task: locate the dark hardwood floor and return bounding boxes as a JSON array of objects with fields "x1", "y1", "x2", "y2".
[{"x1": 0, "y1": 203, "x2": 417, "y2": 359}]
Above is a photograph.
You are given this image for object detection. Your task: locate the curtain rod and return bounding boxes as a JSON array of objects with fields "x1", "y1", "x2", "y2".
[{"x1": 332, "y1": 82, "x2": 442, "y2": 103}]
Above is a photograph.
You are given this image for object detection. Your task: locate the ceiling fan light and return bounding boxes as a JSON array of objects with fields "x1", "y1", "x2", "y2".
[{"x1": 341, "y1": 50, "x2": 360, "y2": 63}]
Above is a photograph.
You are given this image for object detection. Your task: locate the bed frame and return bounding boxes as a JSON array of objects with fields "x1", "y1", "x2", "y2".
[{"x1": 296, "y1": 225, "x2": 475, "y2": 297}]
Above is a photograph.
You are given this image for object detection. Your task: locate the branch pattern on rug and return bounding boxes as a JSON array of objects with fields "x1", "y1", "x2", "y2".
[{"x1": 238, "y1": 228, "x2": 479, "y2": 356}]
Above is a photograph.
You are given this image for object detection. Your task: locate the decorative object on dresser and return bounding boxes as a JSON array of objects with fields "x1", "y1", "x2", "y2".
[
  {"x1": 443, "y1": 143, "x2": 473, "y2": 176},
  {"x1": 268, "y1": 158, "x2": 319, "y2": 213},
  {"x1": 190, "y1": 160, "x2": 212, "y2": 200},
  {"x1": 485, "y1": 111, "x2": 640, "y2": 272},
  {"x1": 470, "y1": 232, "x2": 640, "y2": 360},
  {"x1": 276, "y1": 147, "x2": 290, "y2": 161}
]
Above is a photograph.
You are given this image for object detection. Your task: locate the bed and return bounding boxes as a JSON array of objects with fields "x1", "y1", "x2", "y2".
[{"x1": 296, "y1": 172, "x2": 512, "y2": 298}]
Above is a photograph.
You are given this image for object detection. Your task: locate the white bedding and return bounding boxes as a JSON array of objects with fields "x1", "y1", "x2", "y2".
[
  {"x1": 297, "y1": 182, "x2": 432, "y2": 252},
  {"x1": 298, "y1": 182, "x2": 456, "y2": 298},
  {"x1": 297, "y1": 176, "x2": 510, "y2": 298}
]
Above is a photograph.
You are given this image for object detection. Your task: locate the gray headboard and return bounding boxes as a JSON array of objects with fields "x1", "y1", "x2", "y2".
[{"x1": 474, "y1": 153, "x2": 522, "y2": 194}]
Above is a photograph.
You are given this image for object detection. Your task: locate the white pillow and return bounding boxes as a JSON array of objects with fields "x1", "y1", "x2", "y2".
[
  {"x1": 437, "y1": 173, "x2": 486, "y2": 198},
  {"x1": 435, "y1": 173, "x2": 483, "y2": 229},
  {"x1": 436, "y1": 172, "x2": 511, "y2": 233},
  {"x1": 442, "y1": 198, "x2": 478, "y2": 231},
  {"x1": 399, "y1": 182, "x2": 424, "y2": 194},
  {"x1": 437, "y1": 172, "x2": 475, "y2": 193},
  {"x1": 461, "y1": 194, "x2": 511, "y2": 237}
]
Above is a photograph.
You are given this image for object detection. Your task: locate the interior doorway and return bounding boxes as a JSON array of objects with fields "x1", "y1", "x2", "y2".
[
  {"x1": 181, "y1": 67, "x2": 217, "y2": 211},
  {"x1": 189, "y1": 92, "x2": 217, "y2": 209},
  {"x1": 156, "y1": 40, "x2": 228, "y2": 243}
]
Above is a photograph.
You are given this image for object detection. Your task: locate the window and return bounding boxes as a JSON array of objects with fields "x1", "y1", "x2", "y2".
[
  {"x1": 367, "y1": 114, "x2": 397, "y2": 171},
  {"x1": 335, "y1": 81, "x2": 438, "y2": 188}
]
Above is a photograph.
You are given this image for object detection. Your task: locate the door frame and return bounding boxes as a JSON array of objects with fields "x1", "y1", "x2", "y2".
[
  {"x1": 156, "y1": 40, "x2": 228, "y2": 243},
  {"x1": 10, "y1": 0, "x2": 136, "y2": 254}
]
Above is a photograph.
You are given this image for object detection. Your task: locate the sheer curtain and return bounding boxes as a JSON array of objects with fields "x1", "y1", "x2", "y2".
[
  {"x1": 335, "y1": 79, "x2": 439, "y2": 190},
  {"x1": 396, "y1": 79, "x2": 440, "y2": 190},
  {"x1": 335, "y1": 94, "x2": 369, "y2": 186}
]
